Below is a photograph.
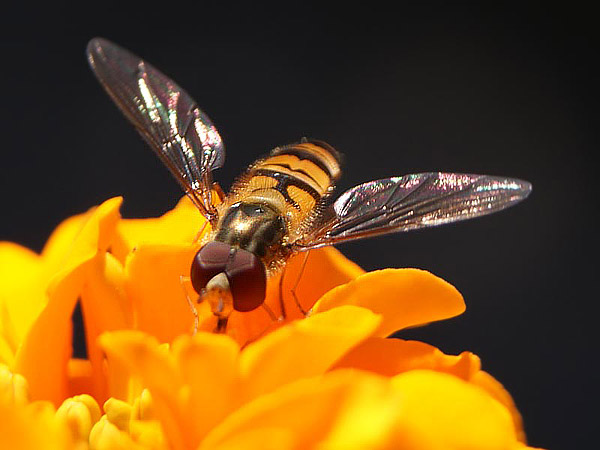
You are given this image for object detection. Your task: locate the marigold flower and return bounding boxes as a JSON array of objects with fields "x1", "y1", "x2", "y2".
[{"x1": 0, "y1": 197, "x2": 543, "y2": 449}]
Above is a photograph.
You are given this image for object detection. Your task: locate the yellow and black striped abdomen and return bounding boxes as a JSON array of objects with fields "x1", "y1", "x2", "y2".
[
  {"x1": 217, "y1": 139, "x2": 342, "y2": 258},
  {"x1": 253, "y1": 140, "x2": 341, "y2": 210}
]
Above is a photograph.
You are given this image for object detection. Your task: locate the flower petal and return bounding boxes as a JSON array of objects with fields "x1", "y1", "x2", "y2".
[
  {"x1": 99, "y1": 331, "x2": 186, "y2": 450},
  {"x1": 388, "y1": 370, "x2": 524, "y2": 450},
  {"x1": 14, "y1": 198, "x2": 123, "y2": 405},
  {"x1": 270, "y1": 246, "x2": 365, "y2": 320},
  {"x1": 46, "y1": 197, "x2": 123, "y2": 280},
  {"x1": 98, "y1": 331, "x2": 181, "y2": 404},
  {"x1": 0, "y1": 399, "x2": 73, "y2": 450},
  {"x1": 124, "y1": 244, "x2": 201, "y2": 341},
  {"x1": 471, "y1": 370, "x2": 527, "y2": 444},
  {"x1": 14, "y1": 265, "x2": 81, "y2": 404},
  {"x1": 200, "y1": 370, "x2": 394, "y2": 450},
  {"x1": 313, "y1": 268, "x2": 465, "y2": 337},
  {"x1": 206, "y1": 427, "x2": 294, "y2": 450},
  {"x1": 227, "y1": 247, "x2": 364, "y2": 346},
  {"x1": 240, "y1": 305, "x2": 381, "y2": 399},
  {"x1": 113, "y1": 196, "x2": 207, "y2": 263},
  {"x1": 0, "y1": 242, "x2": 45, "y2": 344},
  {"x1": 171, "y1": 333, "x2": 240, "y2": 443},
  {"x1": 332, "y1": 337, "x2": 481, "y2": 379},
  {"x1": 81, "y1": 252, "x2": 130, "y2": 402}
]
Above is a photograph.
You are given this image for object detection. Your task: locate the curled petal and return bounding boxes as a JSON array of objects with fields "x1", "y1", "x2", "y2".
[
  {"x1": 332, "y1": 337, "x2": 481, "y2": 379},
  {"x1": 313, "y1": 268, "x2": 465, "y2": 337}
]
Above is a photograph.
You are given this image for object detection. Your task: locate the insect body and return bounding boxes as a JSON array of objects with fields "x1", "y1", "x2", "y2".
[{"x1": 87, "y1": 38, "x2": 532, "y2": 331}]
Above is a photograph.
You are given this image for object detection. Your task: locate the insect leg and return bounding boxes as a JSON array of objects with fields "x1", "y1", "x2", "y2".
[
  {"x1": 290, "y1": 251, "x2": 310, "y2": 316},
  {"x1": 212, "y1": 182, "x2": 226, "y2": 203},
  {"x1": 193, "y1": 219, "x2": 210, "y2": 244},
  {"x1": 180, "y1": 275, "x2": 199, "y2": 334},
  {"x1": 262, "y1": 302, "x2": 279, "y2": 322},
  {"x1": 278, "y1": 266, "x2": 288, "y2": 320}
]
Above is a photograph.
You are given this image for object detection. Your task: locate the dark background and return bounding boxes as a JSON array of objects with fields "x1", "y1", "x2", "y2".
[{"x1": 1, "y1": 2, "x2": 596, "y2": 448}]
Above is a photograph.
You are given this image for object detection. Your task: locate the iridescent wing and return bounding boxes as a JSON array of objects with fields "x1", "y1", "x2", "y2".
[
  {"x1": 295, "y1": 172, "x2": 532, "y2": 249},
  {"x1": 87, "y1": 38, "x2": 225, "y2": 222}
]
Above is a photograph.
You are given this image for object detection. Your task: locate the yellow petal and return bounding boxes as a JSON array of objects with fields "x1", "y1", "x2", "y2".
[
  {"x1": 14, "y1": 265, "x2": 81, "y2": 404},
  {"x1": 332, "y1": 337, "x2": 481, "y2": 379},
  {"x1": 313, "y1": 268, "x2": 465, "y2": 337},
  {"x1": 81, "y1": 252, "x2": 130, "y2": 402},
  {"x1": 99, "y1": 331, "x2": 186, "y2": 450},
  {"x1": 207, "y1": 427, "x2": 294, "y2": 450},
  {"x1": 269, "y1": 246, "x2": 365, "y2": 320},
  {"x1": 15, "y1": 198, "x2": 123, "y2": 405},
  {"x1": 171, "y1": 333, "x2": 241, "y2": 443},
  {"x1": 201, "y1": 370, "x2": 398, "y2": 450},
  {"x1": 0, "y1": 334, "x2": 15, "y2": 366},
  {"x1": 129, "y1": 419, "x2": 168, "y2": 450},
  {"x1": 471, "y1": 370, "x2": 527, "y2": 444},
  {"x1": 41, "y1": 211, "x2": 88, "y2": 269},
  {"x1": 227, "y1": 246, "x2": 364, "y2": 347},
  {"x1": 113, "y1": 196, "x2": 207, "y2": 263},
  {"x1": 46, "y1": 197, "x2": 123, "y2": 281},
  {"x1": 388, "y1": 370, "x2": 522, "y2": 450},
  {"x1": 240, "y1": 305, "x2": 381, "y2": 400},
  {"x1": 0, "y1": 399, "x2": 73, "y2": 450},
  {"x1": 124, "y1": 244, "x2": 200, "y2": 341},
  {"x1": 0, "y1": 242, "x2": 45, "y2": 343},
  {"x1": 99, "y1": 331, "x2": 181, "y2": 403}
]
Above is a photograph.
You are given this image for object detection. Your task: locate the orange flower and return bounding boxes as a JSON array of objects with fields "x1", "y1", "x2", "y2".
[{"x1": 0, "y1": 197, "x2": 543, "y2": 449}]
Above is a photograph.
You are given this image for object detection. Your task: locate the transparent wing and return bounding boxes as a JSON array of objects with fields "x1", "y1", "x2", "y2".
[
  {"x1": 87, "y1": 37, "x2": 225, "y2": 221},
  {"x1": 295, "y1": 172, "x2": 532, "y2": 249}
]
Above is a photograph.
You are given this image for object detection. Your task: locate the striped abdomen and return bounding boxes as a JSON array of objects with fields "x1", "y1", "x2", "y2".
[{"x1": 213, "y1": 139, "x2": 342, "y2": 270}]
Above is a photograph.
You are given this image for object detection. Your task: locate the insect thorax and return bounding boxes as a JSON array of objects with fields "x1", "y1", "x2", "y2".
[
  {"x1": 210, "y1": 140, "x2": 343, "y2": 271},
  {"x1": 213, "y1": 200, "x2": 288, "y2": 269}
]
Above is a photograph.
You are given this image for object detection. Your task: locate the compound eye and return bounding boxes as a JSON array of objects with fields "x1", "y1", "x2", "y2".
[
  {"x1": 190, "y1": 241, "x2": 232, "y2": 294},
  {"x1": 225, "y1": 249, "x2": 266, "y2": 312}
]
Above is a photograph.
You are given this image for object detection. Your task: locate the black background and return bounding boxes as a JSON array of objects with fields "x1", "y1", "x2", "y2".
[{"x1": 1, "y1": 2, "x2": 596, "y2": 448}]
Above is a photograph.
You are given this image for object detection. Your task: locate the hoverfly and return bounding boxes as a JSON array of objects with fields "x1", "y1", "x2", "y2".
[{"x1": 87, "y1": 38, "x2": 532, "y2": 332}]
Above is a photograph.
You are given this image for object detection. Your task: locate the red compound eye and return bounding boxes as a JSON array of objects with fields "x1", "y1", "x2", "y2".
[
  {"x1": 225, "y1": 248, "x2": 266, "y2": 312},
  {"x1": 190, "y1": 242, "x2": 267, "y2": 313},
  {"x1": 190, "y1": 241, "x2": 232, "y2": 293}
]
